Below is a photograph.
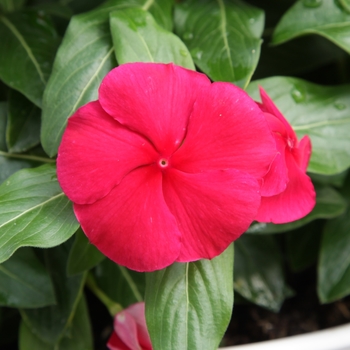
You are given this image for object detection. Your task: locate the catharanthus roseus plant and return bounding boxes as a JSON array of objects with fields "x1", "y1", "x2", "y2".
[{"x1": 57, "y1": 62, "x2": 278, "y2": 272}]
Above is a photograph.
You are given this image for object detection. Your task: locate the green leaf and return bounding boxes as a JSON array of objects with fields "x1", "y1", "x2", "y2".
[
  {"x1": 0, "y1": 164, "x2": 79, "y2": 264},
  {"x1": 67, "y1": 228, "x2": 105, "y2": 276},
  {"x1": 110, "y1": 7, "x2": 194, "y2": 69},
  {"x1": 318, "y1": 210, "x2": 350, "y2": 303},
  {"x1": 20, "y1": 242, "x2": 86, "y2": 344},
  {"x1": 0, "y1": 0, "x2": 26, "y2": 13},
  {"x1": 0, "y1": 247, "x2": 55, "y2": 308},
  {"x1": 234, "y1": 235, "x2": 289, "y2": 311},
  {"x1": 248, "y1": 186, "x2": 347, "y2": 234},
  {"x1": 7, "y1": 90, "x2": 41, "y2": 153},
  {"x1": 19, "y1": 295, "x2": 93, "y2": 350},
  {"x1": 0, "y1": 101, "x2": 8, "y2": 152},
  {"x1": 0, "y1": 11, "x2": 60, "y2": 107},
  {"x1": 247, "y1": 77, "x2": 350, "y2": 174},
  {"x1": 272, "y1": 0, "x2": 350, "y2": 54},
  {"x1": 174, "y1": 0, "x2": 264, "y2": 88},
  {"x1": 310, "y1": 170, "x2": 348, "y2": 188},
  {"x1": 94, "y1": 258, "x2": 145, "y2": 307},
  {"x1": 145, "y1": 244, "x2": 233, "y2": 350}
]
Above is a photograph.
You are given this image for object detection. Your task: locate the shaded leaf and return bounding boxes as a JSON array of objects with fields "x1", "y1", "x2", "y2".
[
  {"x1": 248, "y1": 186, "x2": 347, "y2": 234},
  {"x1": 7, "y1": 89, "x2": 41, "y2": 153},
  {"x1": 235, "y1": 235, "x2": 289, "y2": 311},
  {"x1": 0, "y1": 102, "x2": 7, "y2": 152},
  {"x1": 174, "y1": 0, "x2": 264, "y2": 88},
  {"x1": 20, "y1": 242, "x2": 86, "y2": 344},
  {"x1": 0, "y1": 11, "x2": 60, "y2": 107},
  {"x1": 0, "y1": 0, "x2": 26, "y2": 13},
  {"x1": 0, "y1": 164, "x2": 79, "y2": 264},
  {"x1": 145, "y1": 244, "x2": 233, "y2": 350},
  {"x1": 310, "y1": 170, "x2": 348, "y2": 188},
  {"x1": 19, "y1": 295, "x2": 93, "y2": 350},
  {"x1": 0, "y1": 247, "x2": 55, "y2": 308},
  {"x1": 110, "y1": 7, "x2": 194, "y2": 69},
  {"x1": 247, "y1": 77, "x2": 350, "y2": 174},
  {"x1": 94, "y1": 258, "x2": 144, "y2": 307},
  {"x1": 67, "y1": 228, "x2": 105, "y2": 276},
  {"x1": 272, "y1": 0, "x2": 350, "y2": 54}
]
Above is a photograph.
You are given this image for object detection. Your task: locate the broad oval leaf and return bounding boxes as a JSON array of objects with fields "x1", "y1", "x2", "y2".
[
  {"x1": 174, "y1": 0, "x2": 264, "y2": 88},
  {"x1": 247, "y1": 77, "x2": 350, "y2": 174},
  {"x1": 0, "y1": 164, "x2": 79, "y2": 263},
  {"x1": 94, "y1": 258, "x2": 145, "y2": 307},
  {"x1": 7, "y1": 90, "x2": 41, "y2": 153},
  {"x1": 110, "y1": 7, "x2": 194, "y2": 69},
  {"x1": 272, "y1": 0, "x2": 350, "y2": 54},
  {"x1": 20, "y1": 242, "x2": 86, "y2": 344},
  {"x1": 248, "y1": 186, "x2": 347, "y2": 234},
  {"x1": 145, "y1": 244, "x2": 233, "y2": 350},
  {"x1": 0, "y1": 11, "x2": 60, "y2": 107},
  {"x1": 234, "y1": 235, "x2": 291, "y2": 312},
  {"x1": 0, "y1": 247, "x2": 55, "y2": 308},
  {"x1": 67, "y1": 228, "x2": 105, "y2": 276}
]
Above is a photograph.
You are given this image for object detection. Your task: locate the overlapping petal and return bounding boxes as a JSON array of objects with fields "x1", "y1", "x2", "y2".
[
  {"x1": 256, "y1": 151, "x2": 316, "y2": 223},
  {"x1": 171, "y1": 82, "x2": 276, "y2": 178},
  {"x1": 73, "y1": 166, "x2": 181, "y2": 272},
  {"x1": 57, "y1": 101, "x2": 158, "y2": 204},
  {"x1": 99, "y1": 63, "x2": 211, "y2": 155},
  {"x1": 162, "y1": 168, "x2": 261, "y2": 262}
]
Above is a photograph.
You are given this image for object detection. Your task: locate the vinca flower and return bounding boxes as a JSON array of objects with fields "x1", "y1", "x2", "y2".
[
  {"x1": 107, "y1": 302, "x2": 152, "y2": 350},
  {"x1": 255, "y1": 87, "x2": 316, "y2": 224},
  {"x1": 57, "y1": 63, "x2": 276, "y2": 272}
]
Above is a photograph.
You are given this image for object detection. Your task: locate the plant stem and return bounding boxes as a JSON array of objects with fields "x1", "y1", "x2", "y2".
[{"x1": 0, "y1": 150, "x2": 56, "y2": 163}]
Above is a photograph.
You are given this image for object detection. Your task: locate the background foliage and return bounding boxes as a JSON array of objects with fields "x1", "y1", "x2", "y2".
[{"x1": 0, "y1": 0, "x2": 349, "y2": 349}]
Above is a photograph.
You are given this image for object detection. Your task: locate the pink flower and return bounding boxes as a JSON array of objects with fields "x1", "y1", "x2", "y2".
[
  {"x1": 107, "y1": 302, "x2": 152, "y2": 350},
  {"x1": 57, "y1": 63, "x2": 276, "y2": 272},
  {"x1": 255, "y1": 87, "x2": 316, "y2": 224}
]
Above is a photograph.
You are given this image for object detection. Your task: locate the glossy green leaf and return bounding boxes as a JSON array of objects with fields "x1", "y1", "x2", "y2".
[
  {"x1": 174, "y1": 0, "x2": 264, "y2": 88},
  {"x1": 67, "y1": 228, "x2": 105, "y2": 276},
  {"x1": 0, "y1": 102, "x2": 7, "y2": 152},
  {"x1": 0, "y1": 11, "x2": 60, "y2": 107},
  {"x1": 0, "y1": 247, "x2": 55, "y2": 308},
  {"x1": 234, "y1": 235, "x2": 289, "y2": 311},
  {"x1": 247, "y1": 77, "x2": 350, "y2": 174},
  {"x1": 20, "y1": 242, "x2": 86, "y2": 344},
  {"x1": 41, "y1": 0, "x2": 171, "y2": 157},
  {"x1": 145, "y1": 244, "x2": 233, "y2": 350},
  {"x1": 318, "y1": 210, "x2": 350, "y2": 303},
  {"x1": 272, "y1": 0, "x2": 350, "y2": 54},
  {"x1": 19, "y1": 295, "x2": 93, "y2": 350},
  {"x1": 248, "y1": 186, "x2": 347, "y2": 234},
  {"x1": 0, "y1": 164, "x2": 79, "y2": 264},
  {"x1": 94, "y1": 258, "x2": 145, "y2": 307},
  {"x1": 7, "y1": 90, "x2": 40, "y2": 153},
  {"x1": 0, "y1": 0, "x2": 26, "y2": 13},
  {"x1": 110, "y1": 8, "x2": 194, "y2": 69}
]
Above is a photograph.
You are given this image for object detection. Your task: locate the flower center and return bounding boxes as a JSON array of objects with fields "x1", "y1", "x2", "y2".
[{"x1": 158, "y1": 158, "x2": 169, "y2": 169}]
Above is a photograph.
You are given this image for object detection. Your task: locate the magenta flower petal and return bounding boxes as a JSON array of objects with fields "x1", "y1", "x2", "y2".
[
  {"x1": 171, "y1": 82, "x2": 276, "y2": 178},
  {"x1": 57, "y1": 101, "x2": 158, "y2": 204},
  {"x1": 107, "y1": 332, "x2": 130, "y2": 350},
  {"x1": 256, "y1": 150, "x2": 316, "y2": 223},
  {"x1": 74, "y1": 166, "x2": 181, "y2": 272},
  {"x1": 162, "y1": 168, "x2": 261, "y2": 262},
  {"x1": 99, "y1": 63, "x2": 211, "y2": 155}
]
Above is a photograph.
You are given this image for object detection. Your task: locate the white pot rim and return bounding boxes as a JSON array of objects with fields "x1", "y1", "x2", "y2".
[{"x1": 219, "y1": 322, "x2": 350, "y2": 350}]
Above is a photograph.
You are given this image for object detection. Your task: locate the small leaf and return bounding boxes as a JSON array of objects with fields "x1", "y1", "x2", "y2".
[
  {"x1": 174, "y1": 0, "x2": 264, "y2": 88},
  {"x1": 20, "y1": 242, "x2": 86, "y2": 344},
  {"x1": 145, "y1": 244, "x2": 233, "y2": 350},
  {"x1": 248, "y1": 186, "x2": 347, "y2": 234},
  {"x1": 0, "y1": 164, "x2": 79, "y2": 264},
  {"x1": 0, "y1": 247, "x2": 55, "y2": 308},
  {"x1": 0, "y1": 11, "x2": 60, "y2": 107},
  {"x1": 19, "y1": 295, "x2": 93, "y2": 350},
  {"x1": 7, "y1": 90, "x2": 41, "y2": 153},
  {"x1": 234, "y1": 235, "x2": 289, "y2": 311},
  {"x1": 247, "y1": 77, "x2": 350, "y2": 174},
  {"x1": 94, "y1": 258, "x2": 145, "y2": 307},
  {"x1": 272, "y1": 0, "x2": 350, "y2": 54},
  {"x1": 110, "y1": 7, "x2": 194, "y2": 69},
  {"x1": 67, "y1": 228, "x2": 105, "y2": 276}
]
